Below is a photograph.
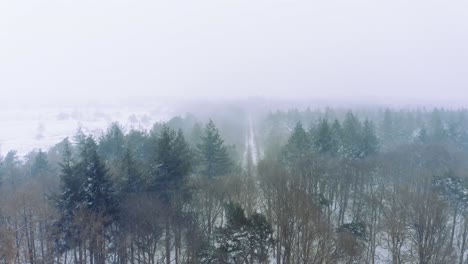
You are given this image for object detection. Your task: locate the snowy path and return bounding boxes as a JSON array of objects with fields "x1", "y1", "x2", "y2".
[{"x1": 243, "y1": 115, "x2": 260, "y2": 168}]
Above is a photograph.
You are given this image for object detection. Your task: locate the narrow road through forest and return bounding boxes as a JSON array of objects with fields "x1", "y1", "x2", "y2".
[{"x1": 243, "y1": 115, "x2": 260, "y2": 168}]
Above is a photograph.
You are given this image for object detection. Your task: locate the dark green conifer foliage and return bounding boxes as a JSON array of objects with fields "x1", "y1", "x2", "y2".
[
  {"x1": 0, "y1": 155, "x2": 3, "y2": 187},
  {"x1": 125, "y1": 129, "x2": 153, "y2": 165},
  {"x1": 3, "y1": 151, "x2": 20, "y2": 188},
  {"x1": 3, "y1": 151, "x2": 20, "y2": 171},
  {"x1": 151, "y1": 126, "x2": 192, "y2": 201},
  {"x1": 341, "y1": 112, "x2": 363, "y2": 159},
  {"x1": 211, "y1": 203, "x2": 274, "y2": 263},
  {"x1": 429, "y1": 109, "x2": 448, "y2": 142},
  {"x1": 313, "y1": 118, "x2": 334, "y2": 154},
  {"x1": 361, "y1": 120, "x2": 379, "y2": 158},
  {"x1": 79, "y1": 136, "x2": 117, "y2": 215},
  {"x1": 248, "y1": 213, "x2": 275, "y2": 262},
  {"x1": 57, "y1": 139, "x2": 78, "y2": 209},
  {"x1": 331, "y1": 119, "x2": 343, "y2": 151},
  {"x1": 225, "y1": 203, "x2": 249, "y2": 229},
  {"x1": 170, "y1": 129, "x2": 192, "y2": 192},
  {"x1": 99, "y1": 122, "x2": 125, "y2": 162},
  {"x1": 119, "y1": 148, "x2": 144, "y2": 193},
  {"x1": 197, "y1": 120, "x2": 232, "y2": 178},
  {"x1": 55, "y1": 138, "x2": 81, "y2": 252},
  {"x1": 56, "y1": 136, "x2": 117, "y2": 251},
  {"x1": 282, "y1": 122, "x2": 311, "y2": 167},
  {"x1": 31, "y1": 149, "x2": 49, "y2": 177},
  {"x1": 73, "y1": 128, "x2": 87, "y2": 154},
  {"x1": 190, "y1": 122, "x2": 203, "y2": 147},
  {"x1": 381, "y1": 109, "x2": 395, "y2": 147}
]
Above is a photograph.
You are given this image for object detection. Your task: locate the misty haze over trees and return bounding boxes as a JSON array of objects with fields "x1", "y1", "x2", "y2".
[
  {"x1": 1, "y1": 105, "x2": 468, "y2": 263},
  {"x1": 2, "y1": 0, "x2": 468, "y2": 262}
]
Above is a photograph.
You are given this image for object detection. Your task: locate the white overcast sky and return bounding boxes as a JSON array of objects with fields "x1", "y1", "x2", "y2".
[{"x1": 0, "y1": 0, "x2": 467, "y2": 106}]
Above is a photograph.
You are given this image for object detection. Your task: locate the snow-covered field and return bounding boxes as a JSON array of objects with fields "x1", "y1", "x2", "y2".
[{"x1": 0, "y1": 105, "x2": 172, "y2": 156}]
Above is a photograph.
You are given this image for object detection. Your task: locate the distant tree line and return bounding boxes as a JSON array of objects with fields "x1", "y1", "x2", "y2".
[{"x1": 0, "y1": 107, "x2": 468, "y2": 263}]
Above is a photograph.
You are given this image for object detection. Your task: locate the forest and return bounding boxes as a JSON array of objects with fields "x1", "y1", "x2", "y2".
[{"x1": 1, "y1": 106, "x2": 468, "y2": 264}]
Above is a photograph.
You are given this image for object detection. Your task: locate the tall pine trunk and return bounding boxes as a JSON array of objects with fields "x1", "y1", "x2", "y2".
[{"x1": 165, "y1": 219, "x2": 171, "y2": 264}]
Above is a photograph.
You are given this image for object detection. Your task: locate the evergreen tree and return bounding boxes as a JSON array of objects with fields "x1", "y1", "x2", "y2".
[
  {"x1": 57, "y1": 139, "x2": 78, "y2": 211},
  {"x1": 3, "y1": 151, "x2": 21, "y2": 188},
  {"x1": 125, "y1": 129, "x2": 153, "y2": 165},
  {"x1": 211, "y1": 203, "x2": 274, "y2": 263},
  {"x1": 99, "y1": 122, "x2": 125, "y2": 162},
  {"x1": 248, "y1": 213, "x2": 274, "y2": 263},
  {"x1": 429, "y1": 109, "x2": 448, "y2": 142},
  {"x1": 173, "y1": 129, "x2": 192, "y2": 183},
  {"x1": 3, "y1": 151, "x2": 20, "y2": 170},
  {"x1": 72, "y1": 136, "x2": 117, "y2": 264},
  {"x1": 0, "y1": 155, "x2": 4, "y2": 188},
  {"x1": 151, "y1": 126, "x2": 192, "y2": 201},
  {"x1": 79, "y1": 136, "x2": 117, "y2": 216},
  {"x1": 381, "y1": 109, "x2": 395, "y2": 147},
  {"x1": 119, "y1": 148, "x2": 144, "y2": 193},
  {"x1": 56, "y1": 136, "x2": 117, "y2": 254},
  {"x1": 73, "y1": 127, "x2": 87, "y2": 153},
  {"x1": 31, "y1": 149, "x2": 49, "y2": 177},
  {"x1": 313, "y1": 118, "x2": 335, "y2": 154},
  {"x1": 341, "y1": 112, "x2": 362, "y2": 159},
  {"x1": 55, "y1": 138, "x2": 82, "y2": 252},
  {"x1": 149, "y1": 126, "x2": 192, "y2": 264},
  {"x1": 197, "y1": 120, "x2": 232, "y2": 178},
  {"x1": 331, "y1": 119, "x2": 343, "y2": 153},
  {"x1": 282, "y1": 122, "x2": 311, "y2": 167},
  {"x1": 190, "y1": 122, "x2": 204, "y2": 148},
  {"x1": 360, "y1": 120, "x2": 379, "y2": 158}
]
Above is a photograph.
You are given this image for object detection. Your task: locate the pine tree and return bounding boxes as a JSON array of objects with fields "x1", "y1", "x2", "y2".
[
  {"x1": 313, "y1": 118, "x2": 334, "y2": 154},
  {"x1": 3, "y1": 151, "x2": 20, "y2": 188},
  {"x1": 119, "y1": 148, "x2": 144, "y2": 194},
  {"x1": 125, "y1": 129, "x2": 153, "y2": 165},
  {"x1": 70, "y1": 136, "x2": 117, "y2": 264},
  {"x1": 211, "y1": 203, "x2": 273, "y2": 263},
  {"x1": 341, "y1": 112, "x2": 362, "y2": 159},
  {"x1": 282, "y1": 122, "x2": 311, "y2": 166},
  {"x1": 248, "y1": 213, "x2": 274, "y2": 263},
  {"x1": 99, "y1": 122, "x2": 125, "y2": 163},
  {"x1": 360, "y1": 120, "x2": 379, "y2": 158},
  {"x1": 172, "y1": 129, "x2": 192, "y2": 186},
  {"x1": 190, "y1": 122, "x2": 203, "y2": 148},
  {"x1": 3, "y1": 151, "x2": 20, "y2": 170},
  {"x1": 55, "y1": 138, "x2": 82, "y2": 252},
  {"x1": 73, "y1": 127, "x2": 87, "y2": 154},
  {"x1": 151, "y1": 126, "x2": 192, "y2": 201},
  {"x1": 57, "y1": 139, "x2": 77, "y2": 211},
  {"x1": 429, "y1": 109, "x2": 448, "y2": 142},
  {"x1": 0, "y1": 156, "x2": 4, "y2": 189},
  {"x1": 381, "y1": 109, "x2": 395, "y2": 147},
  {"x1": 79, "y1": 136, "x2": 117, "y2": 216},
  {"x1": 31, "y1": 149, "x2": 49, "y2": 177},
  {"x1": 331, "y1": 119, "x2": 343, "y2": 154},
  {"x1": 149, "y1": 126, "x2": 192, "y2": 264},
  {"x1": 197, "y1": 120, "x2": 232, "y2": 178},
  {"x1": 56, "y1": 136, "x2": 117, "y2": 255}
]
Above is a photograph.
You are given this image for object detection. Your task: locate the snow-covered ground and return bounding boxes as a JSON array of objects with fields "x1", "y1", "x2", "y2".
[{"x1": 0, "y1": 105, "x2": 172, "y2": 156}]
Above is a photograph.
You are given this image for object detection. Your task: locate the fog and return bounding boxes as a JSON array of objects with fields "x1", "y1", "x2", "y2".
[
  {"x1": 3, "y1": 2, "x2": 468, "y2": 261},
  {"x1": 1, "y1": 0, "x2": 467, "y2": 107}
]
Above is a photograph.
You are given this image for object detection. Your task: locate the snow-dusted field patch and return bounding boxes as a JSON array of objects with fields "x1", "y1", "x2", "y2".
[{"x1": 0, "y1": 106, "x2": 172, "y2": 156}]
